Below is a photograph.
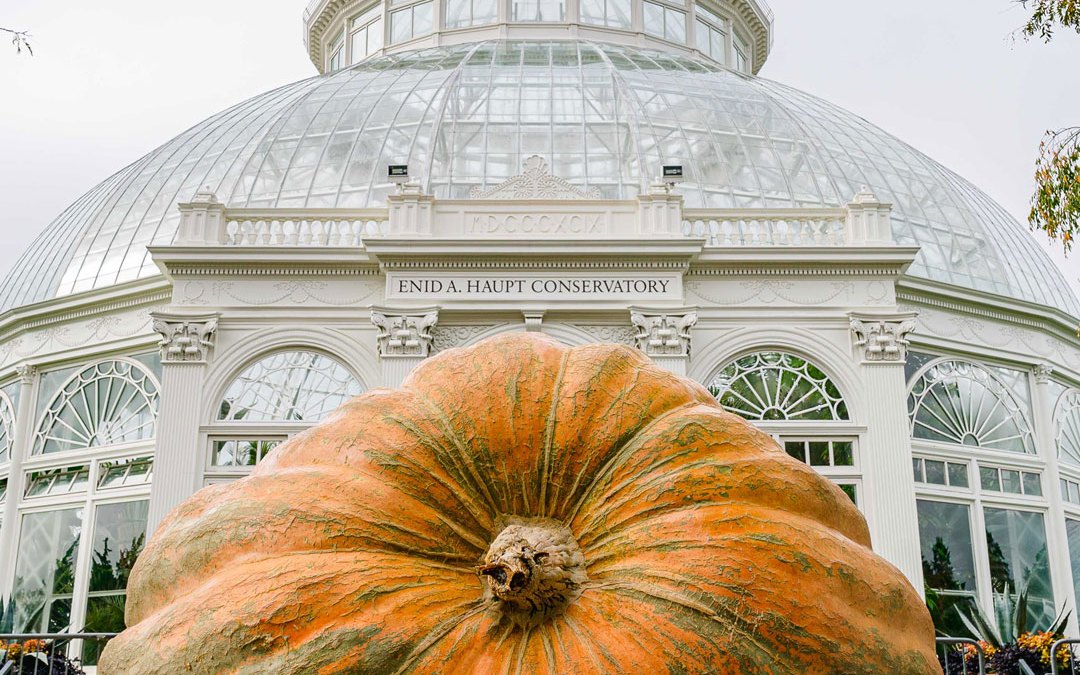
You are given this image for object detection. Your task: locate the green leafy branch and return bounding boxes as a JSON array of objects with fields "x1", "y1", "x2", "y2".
[
  {"x1": 1018, "y1": 0, "x2": 1080, "y2": 41},
  {"x1": 1031, "y1": 127, "x2": 1080, "y2": 254}
]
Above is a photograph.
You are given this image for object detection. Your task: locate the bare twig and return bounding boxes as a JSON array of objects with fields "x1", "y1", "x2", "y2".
[{"x1": 0, "y1": 26, "x2": 32, "y2": 55}]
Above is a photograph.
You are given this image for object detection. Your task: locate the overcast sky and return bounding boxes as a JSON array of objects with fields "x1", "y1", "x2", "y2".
[{"x1": 0, "y1": 0, "x2": 1077, "y2": 298}]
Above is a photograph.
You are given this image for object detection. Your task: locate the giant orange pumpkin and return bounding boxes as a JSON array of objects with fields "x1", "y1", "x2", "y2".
[{"x1": 99, "y1": 334, "x2": 938, "y2": 674}]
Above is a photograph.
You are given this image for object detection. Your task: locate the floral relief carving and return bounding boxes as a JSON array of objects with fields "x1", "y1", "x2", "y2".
[
  {"x1": 574, "y1": 325, "x2": 638, "y2": 347},
  {"x1": 431, "y1": 325, "x2": 502, "y2": 354},
  {"x1": 0, "y1": 308, "x2": 157, "y2": 370},
  {"x1": 468, "y1": 156, "x2": 601, "y2": 200},
  {"x1": 631, "y1": 312, "x2": 698, "y2": 357},
  {"x1": 686, "y1": 279, "x2": 854, "y2": 306},
  {"x1": 849, "y1": 315, "x2": 916, "y2": 363},
  {"x1": 178, "y1": 279, "x2": 380, "y2": 307}
]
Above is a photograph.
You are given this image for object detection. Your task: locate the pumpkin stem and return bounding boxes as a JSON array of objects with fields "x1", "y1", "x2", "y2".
[{"x1": 478, "y1": 517, "x2": 588, "y2": 628}]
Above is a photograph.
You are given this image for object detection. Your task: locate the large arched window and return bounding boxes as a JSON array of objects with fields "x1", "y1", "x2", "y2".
[
  {"x1": 709, "y1": 351, "x2": 849, "y2": 422},
  {"x1": 709, "y1": 350, "x2": 857, "y2": 503},
  {"x1": 1057, "y1": 390, "x2": 1080, "y2": 468},
  {"x1": 33, "y1": 360, "x2": 159, "y2": 455},
  {"x1": 907, "y1": 359, "x2": 1033, "y2": 454},
  {"x1": 208, "y1": 350, "x2": 362, "y2": 476},
  {"x1": 218, "y1": 350, "x2": 361, "y2": 422},
  {"x1": 0, "y1": 389, "x2": 15, "y2": 463}
]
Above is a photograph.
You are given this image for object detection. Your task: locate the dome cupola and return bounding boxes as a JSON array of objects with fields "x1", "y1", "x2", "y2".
[{"x1": 303, "y1": 0, "x2": 773, "y2": 74}]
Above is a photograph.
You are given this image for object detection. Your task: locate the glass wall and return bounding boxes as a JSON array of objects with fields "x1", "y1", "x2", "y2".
[
  {"x1": 643, "y1": 1, "x2": 686, "y2": 43},
  {"x1": 391, "y1": 1, "x2": 434, "y2": 43},
  {"x1": 580, "y1": 0, "x2": 632, "y2": 28},
  {"x1": 446, "y1": 0, "x2": 499, "y2": 27},
  {"x1": 350, "y1": 6, "x2": 384, "y2": 63},
  {"x1": 511, "y1": 0, "x2": 565, "y2": 22},
  {"x1": 917, "y1": 500, "x2": 978, "y2": 637},
  {"x1": 983, "y1": 507, "x2": 1054, "y2": 628}
]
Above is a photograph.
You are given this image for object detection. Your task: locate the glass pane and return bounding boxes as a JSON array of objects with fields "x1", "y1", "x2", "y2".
[
  {"x1": 11, "y1": 508, "x2": 83, "y2": 632},
  {"x1": 391, "y1": 9, "x2": 412, "y2": 42},
  {"x1": 980, "y1": 466, "x2": 1001, "y2": 492},
  {"x1": 983, "y1": 507, "x2": 1054, "y2": 629},
  {"x1": 580, "y1": 0, "x2": 605, "y2": 25},
  {"x1": 608, "y1": 0, "x2": 631, "y2": 27},
  {"x1": 1000, "y1": 469, "x2": 1022, "y2": 494},
  {"x1": 917, "y1": 500, "x2": 978, "y2": 635},
  {"x1": 413, "y1": 2, "x2": 433, "y2": 35},
  {"x1": 89, "y1": 500, "x2": 148, "y2": 593},
  {"x1": 838, "y1": 483, "x2": 857, "y2": 504},
  {"x1": 82, "y1": 594, "x2": 125, "y2": 665},
  {"x1": 924, "y1": 460, "x2": 946, "y2": 485},
  {"x1": 218, "y1": 351, "x2": 362, "y2": 423},
  {"x1": 783, "y1": 441, "x2": 805, "y2": 463},
  {"x1": 1066, "y1": 518, "x2": 1080, "y2": 622},
  {"x1": 643, "y1": 2, "x2": 664, "y2": 38},
  {"x1": 947, "y1": 463, "x2": 969, "y2": 488},
  {"x1": 912, "y1": 458, "x2": 923, "y2": 482},
  {"x1": 1022, "y1": 472, "x2": 1042, "y2": 497},
  {"x1": 808, "y1": 441, "x2": 830, "y2": 466},
  {"x1": 1071, "y1": 481, "x2": 1080, "y2": 505},
  {"x1": 666, "y1": 8, "x2": 686, "y2": 43},
  {"x1": 832, "y1": 441, "x2": 854, "y2": 466}
]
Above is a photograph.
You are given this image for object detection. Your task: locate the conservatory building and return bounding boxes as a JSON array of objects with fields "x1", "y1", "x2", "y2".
[{"x1": 0, "y1": 0, "x2": 1079, "y2": 650}]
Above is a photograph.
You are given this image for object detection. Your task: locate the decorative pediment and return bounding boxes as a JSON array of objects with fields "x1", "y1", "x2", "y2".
[{"x1": 469, "y1": 156, "x2": 601, "y2": 200}]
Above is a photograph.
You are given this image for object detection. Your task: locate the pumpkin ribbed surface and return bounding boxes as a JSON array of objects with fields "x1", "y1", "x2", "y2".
[{"x1": 98, "y1": 334, "x2": 938, "y2": 674}]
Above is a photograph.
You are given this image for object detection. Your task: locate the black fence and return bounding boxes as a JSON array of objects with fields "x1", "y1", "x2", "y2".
[{"x1": 0, "y1": 634, "x2": 118, "y2": 674}]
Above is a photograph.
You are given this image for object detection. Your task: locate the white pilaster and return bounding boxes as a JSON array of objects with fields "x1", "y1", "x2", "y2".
[
  {"x1": 1032, "y1": 364, "x2": 1076, "y2": 630},
  {"x1": 845, "y1": 188, "x2": 894, "y2": 245},
  {"x1": 175, "y1": 189, "x2": 227, "y2": 245},
  {"x1": 146, "y1": 312, "x2": 220, "y2": 533},
  {"x1": 371, "y1": 307, "x2": 439, "y2": 387},
  {"x1": 848, "y1": 312, "x2": 923, "y2": 589},
  {"x1": 0, "y1": 365, "x2": 37, "y2": 598},
  {"x1": 630, "y1": 307, "x2": 697, "y2": 377}
]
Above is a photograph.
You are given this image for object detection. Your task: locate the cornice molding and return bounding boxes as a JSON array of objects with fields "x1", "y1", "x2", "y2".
[
  {"x1": 380, "y1": 259, "x2": 690, "y2": 271},
  {"x1": 0, "y1": 278, "x2": 170, "y2": 344},
  {"x1": 165, "y1": 266, "x2": 382, "y2": 278}
]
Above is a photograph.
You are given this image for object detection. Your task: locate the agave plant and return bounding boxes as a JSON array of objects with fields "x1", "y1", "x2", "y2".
[
  {"x1": 952, "y1": 583, "x2": 1070, "y2": 674},
  {"x1": 957, "y1": 583, "x2": 1070, "y2": 648}
]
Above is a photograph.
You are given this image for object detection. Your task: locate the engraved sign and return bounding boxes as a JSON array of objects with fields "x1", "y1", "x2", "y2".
[{"x1": 386, "y1": 273, "x2": 682, "y2": 302}]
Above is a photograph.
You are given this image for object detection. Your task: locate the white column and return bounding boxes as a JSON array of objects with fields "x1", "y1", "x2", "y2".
[
  {"x1": 849, "y1": 312, "x2": 923, "y2": 589},
  {"x1": 371, "y1": 307, "x2": 439, "y2": 387},
  {"x1": 1032, "y1": 364, "x2": 1076, "y2": 628},
  {"x1": 0, "y1": 365, "x2": 37, "y2": 597},
  {"x1": 146, "y1": 312, "x2": 220, "y2": 533},
  {"x1": 630, "y1": 308, "x2": 698, "y2": 377}
]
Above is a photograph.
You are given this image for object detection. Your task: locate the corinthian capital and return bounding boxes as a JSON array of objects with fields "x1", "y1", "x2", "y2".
[{"x1": 151, "y1": 312, "x2": 220, "y2": 363}]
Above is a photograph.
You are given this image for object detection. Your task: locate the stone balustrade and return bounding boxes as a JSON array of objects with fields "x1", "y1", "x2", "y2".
[
  {"x1": 175, "y1": 186, "x2": 893, "y2": 249},
  {"x1": 682, "y1": 209, "x2": 848, "y2": 247},
  {"x1": 222, "y1": 214, "x2": 387, "y2": 246}
]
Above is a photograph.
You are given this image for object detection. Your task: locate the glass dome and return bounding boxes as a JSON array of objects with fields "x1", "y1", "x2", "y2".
[{"x1": 2, "y1": 40, "x2": 1076, "y2": 317}]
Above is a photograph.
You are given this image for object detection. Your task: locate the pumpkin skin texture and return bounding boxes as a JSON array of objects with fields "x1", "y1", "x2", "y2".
[{"x1": 98, "y1": 333, "x2": 938, "y2": 674}]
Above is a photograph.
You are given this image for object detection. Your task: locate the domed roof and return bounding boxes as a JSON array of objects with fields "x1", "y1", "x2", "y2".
[{"x1": 3, "y1": 40, "x2": 1076, "y2": 316}]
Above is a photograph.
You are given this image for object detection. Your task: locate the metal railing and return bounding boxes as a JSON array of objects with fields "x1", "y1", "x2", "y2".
[
  {"x1": 0, "y1": 633, "x2": 118, "y2": 674},
  {"x1": 1051, "y1": 639, "x2": 1080, "y2": 674},
  {"x1": 936, "y1": 637, "x2": 987, "y2": 674}
]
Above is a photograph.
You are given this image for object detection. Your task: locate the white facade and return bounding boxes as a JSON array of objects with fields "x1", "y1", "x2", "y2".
[{"x1": 1, "y1": 0, "x2": 1079, "y2": 654}]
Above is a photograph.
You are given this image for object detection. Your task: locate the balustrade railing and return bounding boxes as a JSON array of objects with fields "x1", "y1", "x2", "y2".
[
  {"x1": 222, "y1": 212, "x2": 387, "y2": 246},
  {"x1": 682, "y1": 209, "x2": 849, "y2": 247}
]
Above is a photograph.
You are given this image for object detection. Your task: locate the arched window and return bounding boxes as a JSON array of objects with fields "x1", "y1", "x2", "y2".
[
  {"x1": 907, "y1": 359, "x2": 1033, "y2": 454},
  {"x1": 0, "y1": 390, "x2": 15, "y2": 463},
  {"x1": 1057, "y1": 390, "x2": 1080, "y2": 467},
  {"x1": 709, "y1": 351, "x2": 849, "y2": 422},
  {"x1": 218, "y1": 350, "x2": 362, "y2": 422},
  {"x1": 209, "y1": 350, "x2": 362, "y2": 475},
  {"x1": 33, "y1": 360, "x2": 159, "y2": 455}
]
